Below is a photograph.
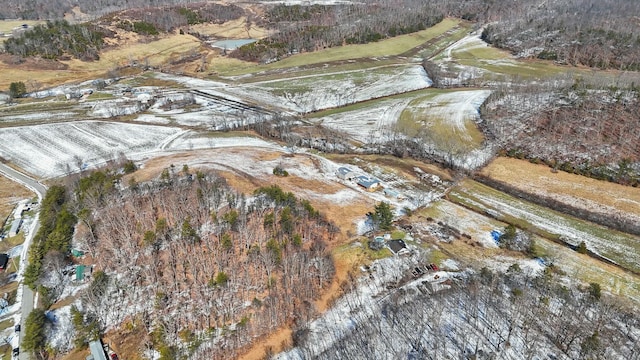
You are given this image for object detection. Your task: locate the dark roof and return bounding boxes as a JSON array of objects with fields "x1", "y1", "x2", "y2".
[
  {"x1": 0, "y1": 254, "x2": 9, "y2": 269},
  {"x1": 387, "y1": 240, "x2": 406, "y2": 254}
]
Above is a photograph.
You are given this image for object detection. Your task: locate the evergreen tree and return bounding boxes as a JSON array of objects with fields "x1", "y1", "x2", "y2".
[
  {"x1": 22, "y1": 309, "x2": 47, "y2": 353},
  {"x1": 577, "y1": 241, "x2": 588, "y2": 254},
  {"x1": 9, "y1": 81, "x2": 27, "y2": 98},
  {"x1": 374, "y1": 202, "x2": 393, "y2": 231}
]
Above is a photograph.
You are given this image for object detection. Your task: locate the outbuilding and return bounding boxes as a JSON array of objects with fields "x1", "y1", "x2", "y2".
[
  {"x1": 0, "y1": 254, "x2": 9, "y2": 270},
  {"x1": 357, "y1": 175, "x2": 380, "y2": 190},
  {"x1": 8, "y1": 219, "x2": 22, "y2": 237},
  {"x1": 336, "y1": 167, "x2": 356, "y2": 180},
  {"x1": 87, "y1": 340, "x2": 108, "y2": 360}
]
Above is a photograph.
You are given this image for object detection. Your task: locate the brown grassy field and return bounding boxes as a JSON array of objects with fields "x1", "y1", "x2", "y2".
[
  {"x1": 0, "y1": 175, "x2": 33, "y2": 223},
  {"x1": 480, "y1": 157, "x2": 640, "y2": 220},
  {"x1": 189, "y1": 17, "x2": 268, "y2": 39},
  {"x1": 0, "y1": 16, "x2": 270, "y2": 89}
]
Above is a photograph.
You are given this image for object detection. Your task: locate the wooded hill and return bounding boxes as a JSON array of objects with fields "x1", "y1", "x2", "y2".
[
  {"x1": 3, "y1": 0, "x2": 640, "y2": 71},
  {"x1": 66, "y1": 170, "x2": 336, "y2": 359},
  {"x1": 289, "y1": 264, "x2": 640, "y2": 359},
  {"x1": 481, "y1": 81, "x2": 640, "y2": 186}
]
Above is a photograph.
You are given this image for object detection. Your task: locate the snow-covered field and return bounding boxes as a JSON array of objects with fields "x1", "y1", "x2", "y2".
[
  {"x1": 224, "y1": 64, "x2": 432, "y2": 113},
  {"x1": 453, "y1": 181, "x2": 640, "y2": 274},
  {"x1": 409, "y1": 89, "x2": 491, "y2": 142},
  {"x1": 312, "y1": 97, "x2": 412, "y2": 143},
  {"x1": 0, "y1": 121, "x2": 185, "y2": 178}
]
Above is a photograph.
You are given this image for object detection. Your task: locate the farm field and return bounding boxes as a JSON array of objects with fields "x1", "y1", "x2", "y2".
[
  {"x1": 224, "y1": 64, "x2": 432, "y2": 113},
  {"x1": 398, "y1": 89, "x2": 490, "y2": 147},
  {"x1": 480, "y1": 157, "x2": 640, "y2": 226},
  {"x1": 210, "y1": 18, "x2": 464, "y2": 76},
  {"x1": 0, "y1": 121, "x2": 185, "y2": 178},
  {"x1": 449, "y1": 179, "x2": 640, "y2": 274},
  {"x1": 435, "y1": 31, "x2": 564, "y2": 80}
]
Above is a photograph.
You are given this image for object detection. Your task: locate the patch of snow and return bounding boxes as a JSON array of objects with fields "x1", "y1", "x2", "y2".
[{"x1": 47, "y1": 304, "x2": 77, "y2": 353}]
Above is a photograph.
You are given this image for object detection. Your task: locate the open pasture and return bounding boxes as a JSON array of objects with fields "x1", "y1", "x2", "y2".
[
  {"x1": 449, "y1": 179, "x2": 640, "y2": 274},
  {"x1": 481, "y1": 157, "x2": 640, "y2": 226},
  {"x1": 223, "y1": 64, "x2": 432, "y2": 113}
]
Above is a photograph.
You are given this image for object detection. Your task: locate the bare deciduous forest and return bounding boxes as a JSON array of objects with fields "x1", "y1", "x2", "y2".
[
  {"x1": 287, "y1": 266, "x2": 640, "y2": 360},
  {"x1": 70, "y1": 171, "x2": 336, "y2": 359}
]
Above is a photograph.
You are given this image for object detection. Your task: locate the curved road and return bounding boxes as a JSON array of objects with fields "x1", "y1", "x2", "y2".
[{"x1": 0, "y1": 164, "x2": 46, "y2": 360}]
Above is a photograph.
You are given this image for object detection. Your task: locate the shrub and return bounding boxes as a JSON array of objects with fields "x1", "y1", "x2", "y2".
[{"x1": 9, "y1": 81, "x2": 27, "y2": 98}]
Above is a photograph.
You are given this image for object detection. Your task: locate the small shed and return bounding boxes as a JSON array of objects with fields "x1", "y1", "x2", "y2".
[
  {"x1": 9, "y1": 219, "x2": 22, "y2": 237},
  {"x1": 76, "y1": 265, "x2": 86, "y2": 281},
  {"x1": 357, "y1": 175, "x2": 380, "y2": 190},
  {"x1": 369, "y1": 236, "x2": 385, "y2": 250},
  {"x1": 383, "y1": 188, "x2": 399, "y2": 198},
  {"x1": 336, "y1": 167, "x2": 356, "y2": 180},
  {"x1": 0, "y1": 254, "x2": 9, "y2": 270},
  {"x1": 88, "y1": 340, "x2": 108, "y2": 360}
]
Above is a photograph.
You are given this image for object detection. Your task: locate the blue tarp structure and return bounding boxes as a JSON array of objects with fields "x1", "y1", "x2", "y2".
[{"x1": 490, "y1": 230, "x2": 502, "y2": 244}]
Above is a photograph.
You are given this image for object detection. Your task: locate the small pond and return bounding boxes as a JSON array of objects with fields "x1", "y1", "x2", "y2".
[{"x1": 209, "y1": 39, "x2": 257, "y2": 50}]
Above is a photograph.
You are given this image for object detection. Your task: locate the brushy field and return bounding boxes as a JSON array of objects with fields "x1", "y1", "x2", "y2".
[
  {"x1": 534, "y1": 235, "x2": 640, "y2": 303},
  {"x1": 481, "y1": 157, "x2": 640, "y2": 223},
  {"x1": 449, "y1": 179, "x2": 640, "y2": 274},
  {"x1": 420, "y1": 199, "x2": 506, "y2": 248}
]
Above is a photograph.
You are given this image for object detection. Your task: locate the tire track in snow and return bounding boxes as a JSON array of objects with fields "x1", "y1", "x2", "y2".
[{"x1": 159, "y1": 129, "x2": 191, "y2": 150}]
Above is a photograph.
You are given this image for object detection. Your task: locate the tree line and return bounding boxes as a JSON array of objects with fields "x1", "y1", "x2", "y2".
[{"x1": 480, "y1": 77, "x2": 640, "y2": 187}]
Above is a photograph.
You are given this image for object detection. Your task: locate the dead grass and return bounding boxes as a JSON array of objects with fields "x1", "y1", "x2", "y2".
[
  {"x1": 189, "y1": 18, "x2": 268, "y2": 39},
  {"x1": 0, "y1": 318, "x2": 13, "y2": 332},
  {"x1": 0, "y1": 20, "x2": 44, "y2": 33},
  {"x1": 237, "y1": 325, "x2": 292, "y2": 360},
  {"x1": 324, "y1": 153, "x2": 453, "y2": 182},
  {"x1": 0, "y1": 175, "x2": 34, "y2": 222},
  {"x1": 0, "y1": 281, "x2": 18, "y2": 298},
  {"x1": 0, "y1": 33, "x2": 204, "y2": 89},
  {"x1": 71, "y1": 33, "x2": 204, "y2": 70},
  {"x1": 481, "y1": 157, "x2": 640, "y2": 218}
]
